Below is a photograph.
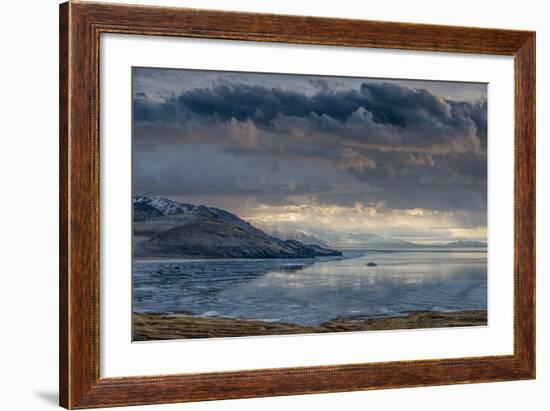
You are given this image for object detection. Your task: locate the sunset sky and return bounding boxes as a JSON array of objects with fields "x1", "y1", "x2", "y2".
[{"x1": 132, "y1": 67, "x2": 487, "y2": 245}]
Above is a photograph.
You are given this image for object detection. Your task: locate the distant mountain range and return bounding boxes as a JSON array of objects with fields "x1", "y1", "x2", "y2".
[
  {"x1": 332, "y1": 234, "x2": 486, "y2": 249},
  {"x1": 133, "y1": 196, "x2": 485, "y2": 258},
  {"x1": 252, "y1": 225, "x2": 487, "y2": 249},
  {"x1": 133, "y1": 196, "x2": 342, "y2": 259},
  {"x1": 329, "y1": 232, "x2": 418, "y2": 249},
  {"x1": 438, "y1": 240, "x2": 487, "y2": 248},
  {"x1": 328, "y1": 233, "x2": 486, "y2": 249},
  {"x1": 253, "y1": 224, "x2": 329, "y2": 247}
]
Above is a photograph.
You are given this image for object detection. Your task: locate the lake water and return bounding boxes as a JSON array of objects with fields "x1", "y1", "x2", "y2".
[{"x1": 133, "y1": 249, "x2": 487, "y2": 326}]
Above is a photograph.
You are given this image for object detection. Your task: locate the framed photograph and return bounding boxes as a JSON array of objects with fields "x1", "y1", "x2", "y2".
[{"x1": 59, "y1": 1, "x2": 535, "y2": 408}]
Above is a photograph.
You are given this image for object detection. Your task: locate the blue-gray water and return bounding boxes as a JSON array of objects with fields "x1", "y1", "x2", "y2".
[{"x1": 133, "y1": 249, "x2": 487, "y2": 326}]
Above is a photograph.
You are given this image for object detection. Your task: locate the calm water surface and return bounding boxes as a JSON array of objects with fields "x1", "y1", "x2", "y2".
[{"x1": 133, "y1": 249, "x2": 487, "y2": 326}]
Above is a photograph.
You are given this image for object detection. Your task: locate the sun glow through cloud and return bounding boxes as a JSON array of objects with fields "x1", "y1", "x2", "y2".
[{"x1": 133, "y1": 67, "x2": 487, "y2": 247}]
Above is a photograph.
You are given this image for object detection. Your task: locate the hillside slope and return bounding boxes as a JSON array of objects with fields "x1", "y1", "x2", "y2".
[{"x1": 133, "y1": 196, "x2": 342, "y2": 259}]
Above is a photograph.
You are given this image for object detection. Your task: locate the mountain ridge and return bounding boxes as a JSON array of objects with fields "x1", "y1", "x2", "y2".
[{"x1": 133, "y1": 195, "x2": 342, "y2": 259}]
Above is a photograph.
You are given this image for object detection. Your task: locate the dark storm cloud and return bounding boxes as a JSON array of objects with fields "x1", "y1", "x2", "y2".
[
  {"x1": 449, "y1": 99, "x2": 487, "y2": 151},
  {"x1": 134, "y1": 81, "x2": 486, "y2": 155},
  {"x1": 134, "y1": 93, "x2": 177, "y2": 123},
  {"x1": 133, "y1": 72, "x2": 487, "y2": 222}
]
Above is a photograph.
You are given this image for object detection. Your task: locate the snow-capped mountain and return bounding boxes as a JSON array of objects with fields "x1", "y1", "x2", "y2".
[
  {"x1": 132, "y1": 195, "x2": 342, "y2": 259},
  {"x1": 134, "y1": 195, "x2": 266, "y2": 237},
  {"x1": 134, "y1": 195, "x2": 195, "y2": 217}
]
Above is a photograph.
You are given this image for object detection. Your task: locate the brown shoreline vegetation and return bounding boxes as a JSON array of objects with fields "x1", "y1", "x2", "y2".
[{"x1": 133, "y1": 310, "x2": 487, "y2": 341}]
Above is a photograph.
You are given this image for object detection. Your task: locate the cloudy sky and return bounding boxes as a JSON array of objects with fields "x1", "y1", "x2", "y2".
[{"x1": 132, "y1": 67, "x2": 487, "y2": 245}]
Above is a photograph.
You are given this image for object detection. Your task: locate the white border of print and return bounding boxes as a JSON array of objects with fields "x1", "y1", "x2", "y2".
[{"x1": 100, "y1": 33, "x2": 514, "y2": 378}]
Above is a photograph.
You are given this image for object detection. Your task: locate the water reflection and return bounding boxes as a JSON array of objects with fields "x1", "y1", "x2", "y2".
[{"x1": 133, "y1": 250, "x2": 487, "y2": 326}]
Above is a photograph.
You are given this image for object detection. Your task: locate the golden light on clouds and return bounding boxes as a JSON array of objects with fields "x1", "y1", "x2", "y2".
[
  {"x1": 134, "y1": 68, "x2": 487, "y2": 247},
  {"x1": 245, "y1": 199, "x2": 486, "y2": 245}
]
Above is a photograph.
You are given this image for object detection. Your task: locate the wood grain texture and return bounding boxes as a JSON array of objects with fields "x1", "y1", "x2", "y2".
[
  {"x1": 514, "y1": 34, "x2": 536, "y2": 374},
  {"x1": 59, "y1": 1, "x2": 536, "y2": 408},
  {"x1": 59, "y1": 2, "x2": 69, "y2": 407}
]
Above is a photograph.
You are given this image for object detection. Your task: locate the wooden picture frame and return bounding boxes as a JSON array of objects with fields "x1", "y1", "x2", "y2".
[{"x1": 59, "y1": 1, "x2": 535, "y2": 408}]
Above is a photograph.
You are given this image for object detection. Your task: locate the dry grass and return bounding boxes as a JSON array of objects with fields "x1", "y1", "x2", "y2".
[{"x1": 133, "y1": 310, "x2": 487, "y2": 341}]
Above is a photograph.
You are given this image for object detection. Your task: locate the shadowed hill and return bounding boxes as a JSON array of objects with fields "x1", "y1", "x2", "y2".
[{"x1": 133, "y1": 196, "x2": 342, "y2": 259}]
